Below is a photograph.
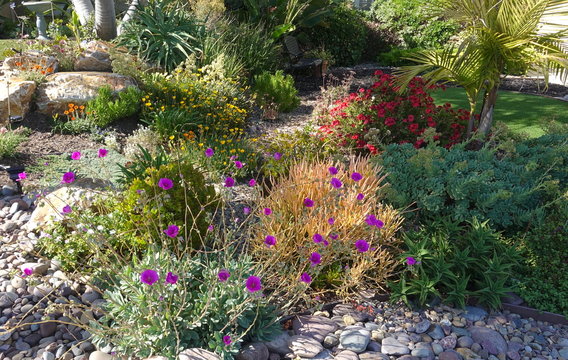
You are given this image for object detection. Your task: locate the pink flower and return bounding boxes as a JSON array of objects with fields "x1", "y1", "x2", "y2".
[
  {"x1": 164, "y1": 225, "x2": 179, "y2": 238},
  {"x1": 245, "y1": 276, "x2": 262, "y2": 292},
  {"x1": 355, "y1": 239, "x2": 370, "y2": 252},
  {"x1": 273, "y1": 152, "x2": 282, "y2": 160},
  {"x1": 140, "y1": 269, "x2": 159, "y2": 285},
  {"x1": 158, "y1": 178, "x2": 173, "y2": 190},
  {"x1": 22, "y1": 268, "x2": 33, "y2": 277},
  {"x1": 313, "y1": 233, "x2": 324, "y2": 244},
  {"x1": 17, "y1": 172, "x2": 27, "y2": 181},
  {"x1": 208, "y1": 225, "x2": 214, "y2": 231},
  {"x1": 61, "y1": 205, "x2": 72, "y2": 215},
  {"x1": 356, "y1": 193, "x2": 365, "y2": 201},
  {"x1": 234, "y1": 161, "x2": 243, "y2": 169},
  {"x1": 205, "y1": 148, "x2": 214, "y2": 157},
  {"x1": 165, "y1": 272, "x2": 178, "y2": 284},
  {"x1": 248, "y1": 179, "x2": 256, "y2": 187},
  {"x1": 71, "y1": 151, "x2": 81, "y2": 160},
  {"x1": 300, "y1": 272, "x2": 312, "y2": 283},
  {"x1": 263, "y1": 208, "x2": 272, "y2": 216},
  {"x1": 224, "y1": 177, "x2": 235, "y2": 187},
  {"x1": 328, "y1": 166, "x2": 338, "y2": 175},
  {"x1": 244, "y1": 207, "x2": 251, "y2": 215},
  {"x1": 406, "y1": 257, "x2": 418, "y2": 266},
  {"x1": 328, "y1": 217, "x2": 335, "y2": 225},
  {"x1": 264, "y1": 235, "x2": 276, "y2": 247},
  {"x1": 330, "y1": 178, "x2": 342, "y2": 188},
  {"x1": 309, "y1": 252, "x2": 321, "y2": 266},
  {"x1": 303, "y1": 198, "x2": 314, "y2": 208},
  {"x1": 61, "y1": 172, "x2": 75, "y2": 184},
  {"x1": 218, "y1": 269, "x2": 230, "y2": 282},
  {"x1": 351, "y1": 172, "x2": 363, "y2": 181},
  {"x1": 98, "y1": 148, "x2": 108, "y2": 158},
  {"x1": 223, "y1": 335, "x2": 232, "y2": 346}
]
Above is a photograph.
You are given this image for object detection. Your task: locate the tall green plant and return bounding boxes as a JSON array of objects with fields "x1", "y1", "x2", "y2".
[{"x1": 396, "y1": 0, "x2": 568, "y2": 137}]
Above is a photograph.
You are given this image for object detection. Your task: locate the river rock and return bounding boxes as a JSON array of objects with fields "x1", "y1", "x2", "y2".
[
  {"x1": 440, "y1": 336, "x2": 457, "y2": 350},
  {"x1": 359, "y1": 352, "x2": 390, "y2": 360},
  {"x1": 2, "y1": 52, "x2": 58, "y2": 76},
  {"x1": 293, "y1": 315, "x2": 338, "y2": 342},
  {"x1": 288, "y1": 335, "x2": 323, "y2": 358},
  {"x1": 469, "y1": 327, "x2": 507, "y2": 355},
  {"x1": 335, "y1": 350, "x2": 359, "y2": 360},
  {"x1": 340, "y1": 327, "x2": 371, "y2": 353},
  {"x1": 415, "y1": 320, "x2": 431, "y2": 334},
  {"x1": 74, "y1": 41, "x2": 113, "y2": 72},
  {"x1": 178, "y1": 348, "x2": 221, "y2": 360},
  {"x1": 381, "y1": 336, "x2": 410, "y2": 356},
  {"x1": 0, "y1": 78, "x2": 36, "y2": 126},
  {"x1": 461, "y1": 307, "x2": 488, "y2": 322},
  {"x1": 235, "y1": 342, "x2": 269, "y2": 360},
  {"x1": 264, "y1": 332, "x2": 291, "y2": 355},
  {"x1": 35, "y1": 72, "x2": 137, "y2": 115},
  {"x1": 439, "y1": 350, "x2": 463, "y2": 360}
]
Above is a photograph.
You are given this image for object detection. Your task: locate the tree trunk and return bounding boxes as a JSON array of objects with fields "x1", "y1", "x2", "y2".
[
  {"x1": 117, "y1": 0, "x2": 148, "y2": 35},
  {"x1": 71, "y1": 0, "x2": 94, "y2": 26},
  {"x1": 478, "y1": 85, "x2": 499, "y2": 136},
  {"x1": 95, "y1": 0, "x2": 117, "y2": 40}
]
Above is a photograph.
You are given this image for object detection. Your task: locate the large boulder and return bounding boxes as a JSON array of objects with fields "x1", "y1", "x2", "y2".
[
  {"x1": 0, "y1": 78, "x2": 36, "y2": 126},
  {"x1": 74, "y1": 41, "x2": 113, "y2": 72},
  {"x1": 35, "y1": 72, "x2": 137, "y2": 115},
  {"x1": 1, "y1": 52, "x2": 58, "y2": 78}
]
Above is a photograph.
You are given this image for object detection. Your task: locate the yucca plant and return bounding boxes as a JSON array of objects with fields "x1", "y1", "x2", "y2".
[{"x1": 396, "y1": 0, "x2": 568, "y2": 137}]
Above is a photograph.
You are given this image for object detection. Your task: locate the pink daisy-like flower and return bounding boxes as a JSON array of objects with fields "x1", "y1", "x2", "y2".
[
  {"x1": 61, "y1": 172, "x2": 75, "y2": 184},
  {"x1": 234, "y1": 161, "x2": 243, "y2": 169},
  {"x1": 245, "y1": 276, "x2": 262, "y2": 292},
  {"x1": 300, "y1": 272, "x2": 312, "y2": 284},
  {"x1": 355, "y1": 239, "x2": 370, "y2": 252},
  {"x1": 303, "y1": 198, "x2": 314, "y2": 208},
  {"x1": 329, "y1": 233, "x2": 339, "y2": 240},
  {"x1": 61, "y1": 205, "x2": 72, "y2": 215},
  {"x1": 140, "y1": 269, "x2": 159, "y2": 285},
  {"x1": 263, "y1": 208, "x2": 272, "y2": 216},
  {"x1": 223, "y1": 335, "x2": 232, "y2": 346},
  {"x1": 330, "y1": 178, "x2": 342, "y2": 188},
  {"x1": 356, "y1": 193, "x2": 365, "y2": 201},
  {"x1": 218, "y1": 269, "x2": 230, "y2": 282},
  {"x1": 312, "y1": 233, "x2": 324, "y2": 244},
  {"x1": 328, "y1": 217, "x2": 335, "y2": 225},
  {"x1": 158, "y1": 178, "x2": 173, "y2": 190},
  {"x1": 165, "y1": 272, "x2": 178, "y2": 284},
  {"x1": 406, "y1": 257, "x2": 418, "y2": 266},
  {"x1": 328, "y1": 166, "x2": 338, "y2": 175},
  {"x1": 208, "y1": 225, "x2": 214, "y2": 231},
  {"x1": 205, "y1": 148, "x2": 214, "y2": 157},
  {"x1": 23, "y1": 268, "x2": 33, "y2": 277},
  {"x1": 248, "y1": 179, "x2": 256, "y2": 187},
  {"x1": 264, "y1": 235, "x2": 277, "y2": 247},
  {"x1": 351, "y1": 172, "x2": 363, "y2": 181},
  {"x1": 98, "y1": 148, "x2": 108, "y2": 158},
  {"x1": 273, "y1": 152, "x2": 282, "y2": 160},
  {"x1": 309, "y1": 252, "x2": 321, "y2": 266},
  {"x1": 71, "y1": 151, "x2": 81, "y2": 160},
  {"x1": 164, "y1": 225, "x2": 179, "y2": 238},
  {"x1": 17, "y1": 172, "x2": 27, "y2": 181},
  {"x1": 224, "y1": 177, "x2": 235, "y2": 187},
  {"x1": 243, "y1": 207, "x2": 251, "y2": 215}
]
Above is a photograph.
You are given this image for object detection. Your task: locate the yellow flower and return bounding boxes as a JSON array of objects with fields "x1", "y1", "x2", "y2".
[
  {"x1": 198, "y1": 143, "x2": 204, "y2": 147},
  {"x1": 169, "y1": 135, "x2": 175, "y2": 140}
]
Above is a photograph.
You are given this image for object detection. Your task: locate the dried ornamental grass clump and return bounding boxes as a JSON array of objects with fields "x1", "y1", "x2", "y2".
[{"x1": 251, "y1": 157, "x2": 404, "y2": 300}]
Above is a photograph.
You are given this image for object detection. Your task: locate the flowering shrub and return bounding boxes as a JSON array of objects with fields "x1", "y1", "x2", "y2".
[
  {"x1": 249, "y1": 158, "x2": 403, "y2": 300},
  {"x1": 318, "y1": 70, "x2": 470, "y2": 153}
]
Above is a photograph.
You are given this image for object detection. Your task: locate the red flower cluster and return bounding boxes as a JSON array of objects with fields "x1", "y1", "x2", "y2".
[{"x1": 318, "y1": 70, "x2": 473, "y2": 153}]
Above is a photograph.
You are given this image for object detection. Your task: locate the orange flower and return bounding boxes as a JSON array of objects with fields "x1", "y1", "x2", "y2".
[
  {"x1": 46, "y1": 67, "x2": 53, "y2": 73},
  {"x1": 70, "y1": 117, "x2": 76, "y2": 121},
  {"x1": 64, "y1": 110, "x2": 69, "y2": 115},
  {"x1": 79, "y1": 105, "x2": 85, "y2": 110}
]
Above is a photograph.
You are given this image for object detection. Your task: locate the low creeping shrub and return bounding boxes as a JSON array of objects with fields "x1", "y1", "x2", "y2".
[
  {"x1": 0, "y1": 127, "x2": 29, "y2": 159},
  {"x1": 253, "y1": 70, "x2": 300, "y2": 113}
]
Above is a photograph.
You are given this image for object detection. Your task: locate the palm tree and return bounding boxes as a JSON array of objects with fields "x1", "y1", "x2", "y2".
[
  {"x1": 396, "y1": 0, "x2": 568, "y2": 137},
  {"x1": 71, "y1": 0, "x2": 145, "y2": 40}
]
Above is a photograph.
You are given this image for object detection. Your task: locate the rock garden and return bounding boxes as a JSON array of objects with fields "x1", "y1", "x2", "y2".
[{"x1": 0, "y1": 0, "x2": 567, "y2": 360}]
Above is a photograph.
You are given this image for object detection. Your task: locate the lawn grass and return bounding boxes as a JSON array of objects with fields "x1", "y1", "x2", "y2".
[{"x1": 430, "y1": 86, "x2": 568, "y2": 138}]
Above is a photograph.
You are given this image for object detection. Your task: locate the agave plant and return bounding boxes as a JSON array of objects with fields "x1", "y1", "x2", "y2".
[{"x1": 396, "y1": 0, "x2": 568, "y2": 137}]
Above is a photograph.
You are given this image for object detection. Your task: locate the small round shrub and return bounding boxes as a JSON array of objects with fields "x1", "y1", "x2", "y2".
[
  {"x1": 318, "y1": 70, "x2": 469, "y2": 153},
  {"x1": 253, "y1": 70, "x2": 300, "y2": 113}
]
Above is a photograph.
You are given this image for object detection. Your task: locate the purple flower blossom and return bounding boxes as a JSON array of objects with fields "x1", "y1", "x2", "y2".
[
  {"x1": 323, "y1": 240, "x2": 329, "y2": 246},
  {"x1": 158, "y1": 178, "x2": 173, "y2": 190},
  {"x1": 330, "y1": 178, "x2": 343, "y2": 188},
  {"x1": 17, "y1": 172, "x2": 27, "y2": 181},
  {"x1": 264, "y1": 235, "x2": 276, "y2": 247},
  {"x1": 309, "y1": 252, "x2": 321, "y2": 266},
  {"x1": 312, "y1": 233, "x2": 324, "y2": 244},
  {"x1": 356, "y1": 193, "x2": 365, "y2": 201},
  {"x1": 223, "y1": 335, "x2": 232, "y2": 346},
  {"x1": 365, "y1": 214, "x2": 384, "y2": 228},
  {"x1": 61, "y1": 205, "x2": 72, "y2": 215},
  {"x1": 355, "y1": 239, "x2": 370, "y2": 252},
  {"x1": 61, "y1": 172, "x2": 75, "y2": 184},
  {"x1": 244, "y1": 207, "x2": 251, "y2": 215},
  {"x1": 71, "y1": 151, "x2": 81, "y2": 160},
  {"x1": 303, "y1": 198, "x2": 314, "y2": 208},
  {"x1": 165, "y1": 272, "x2": 178, "y2": 284},
  {"x1": 329, "y1": 233, "x2": 339, "y2": 240},
  {"x1": 98, "y1": 148, "x2": 108, "y2": 158},
  {"x1": 263, "y1": 208, "x2": 272, "y2": 216},
  {"x1": 248, "y1": 179, "x2": 256, "y2": 187},
  {"x1": 406, "y1": 257, "x2": 417, "y2": 266},
  {"x1": 208, "y1": 225, "x2": 214, "y2": 231},
  {"x1": 234, "y1": 161, "x2": 243, "y2": 169},
  {"x1": 164, "y1": 225, "x2": 179, "y2": 238},
  {"x1": 205, "y1": 148, "x2": 214, "y2": 157},
  {"x1": 300, "y1": 272, "x2": 312, "y2": 284},
  {"x1": 245, "y1": 276, "x2": 262, "y2": 292},
  {"x1": 273, "y1": 152, "x2": 282, "y2": 160},
  {"x1": 328, "y1": 166, "x2": 338, "y2": 175},
  {"x1": 351, "y1": 172, "x2": 363, "y2": 181},
  {"x1": 218, "y1": 269, "x2": 231, "y2": 282},
  {"x1": 23, "y1": 268, "x2": 33, "y2": 277},
  {"x1": 328, "y1": 217, "x2": 335, "y2": 225},
  {"x1": 224, "y1": 177, "x2": 235, "y2": 187},
  {"x1": 140, "y1": 269, "x2": 159, "y2": 285}
]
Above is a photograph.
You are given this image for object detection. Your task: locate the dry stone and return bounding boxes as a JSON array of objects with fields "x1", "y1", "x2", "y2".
[
  {"x1": 35, "y1": 72, "x2": 137, "y2": 115},
  {"x1": 0, "y1": 78, "x2": 36, "y2": 126},
  {"x1": 74, "y1": 41, "x2": 113, "y2": 72},
  {"x1": 293, "y1": 315, "x2": 338, "y2": 342},
  {"x1": 1, "y1": 52, "x2": 58, "y2": 78}
]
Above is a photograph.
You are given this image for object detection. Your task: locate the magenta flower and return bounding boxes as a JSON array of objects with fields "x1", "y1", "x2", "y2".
[
  {"x1": 98, "y1": 148, "x2": 108, "y2": 158},
  {"x1": 264, "y1": 235, "x2": 277, "y2": 247},
  {"x1": 61, "y1": 172, "x2": 75, "y2": 184},
  {"x1": 263, "y1": 208, "x2": 272, "y2": 216},
  {"x1": 355, "y1": 239, "x2": 370, "y2": 252},
  {"x1": 164, "y1": 225, "x2": 179, "y2": 238},
  {"x1": 273, "y1": 152, "x2": 282, "y2": 160},
  {"x1": 406, "y1": 257, "x2": 418, "y2": 266},
  {"x1": 224, "y1": 177, "x2": 235, "y2": 187},
  {"x1": 323, "y1": 240, "x2": 329, "y2": 246},
  {"x1": 248, "y1": 179, "x2": 256, "y2": 187},
  {"x1": 205, "y1": 148, "x2": 214, "y2": 157},
  {"x1": 218, "y1": 269, "x2": 231, "y2": 282},
  {"x1": 356, "y1": 193, "x2": 365, "y2": 201},
  {"x1": 22, "y1": 268, "x2": 33, "y2": 277},
  {"x1": 330, "y1": 178, "x2": 343, "y2": 188},
  {"x1": 208, "y1": 225, "x2": 214, "y2": 231},
  {"x1": 313, "y1": 233, "x2": 324, "y2": 244},
  {"x1": 329, "y1": 233, "x2": 339, "y2": 240},
  {"x1": 61, "y1": 205, "x2": 72, "y2": 215},
  {"x1": 158, "y1": 178, "x2": 173, "y2": 190},
  {"x1": 365, "y1": 214, "x2": 384, "y2": 228},
  {"x1": 300, "y1": 272, "x2": 312, "y2": 284},
  {"x1": 234, "y1": 161, "x2": 243, "y2": 169},
  {"x1": 140, "y1": 269, "x2": 159, "y2": 285},
  {"x1": 244, "y1": 207, "x2": 251, "y2": 215},
  {"x1": 71, "y1": 151, "x2": 81, "y2": 160},
  {"x1": 351, "y1": 172, "x2": 363, "y2": 181},
  {"x1": 245, "y1": 276, "x2": 262, "y2": 292},
  {"x1": 328, "y1": 217, "x2": 335, "y2": 225},
  {"x1": 303, "y1": 198, "x2": 314, "y2": 208},
  {"x1": 165, "y1": 272, "x2": 178, "y2": 284},
  {"x1": 328, "y1": 166, "x2": 338, "y2": 175},
  {"x1": 309, "y1": 252, "x2": 321, "y2": 266},
  {"x1": 17, "y1": 172, "x2": 27, "y2": 181},
  {"x1": 223, "y1": 335, "x2": 232, "y2": 346}
]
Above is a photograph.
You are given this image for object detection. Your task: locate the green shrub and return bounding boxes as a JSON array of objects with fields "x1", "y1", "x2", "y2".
[
  {"x1": 390, "y1": 219, "x2": 519, "y2": 309},
  {"x1": 375, "y1": 136, "x2": 568, "y2": 233},
  {"x1": 303, "y1": 4, "x2": 367, "y2": 66},
  {"x1": 368, "y1": 0, "x2": 459, "y2": 49},
  {"x1": 376, "y1": 47, "x2": 422, "y2": 66},
  {"x1": 253, "y1": 70, "x2": 300, "y2": 113},
  {"x1": 0, "y1": 128, "x2": 28, "y2": 159},
  {"x1": 92, "y1": 249, "x2": 281, "y2": 359},
  {"x1": 116, "y1": 0, "x2": 206, "y2": 71},
  {"x1": 514, "y1": 206, "x2": 568, "y2": 317},
  {"x1": 87, "y1": 86, "x2": 142, "y2": 128}
]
